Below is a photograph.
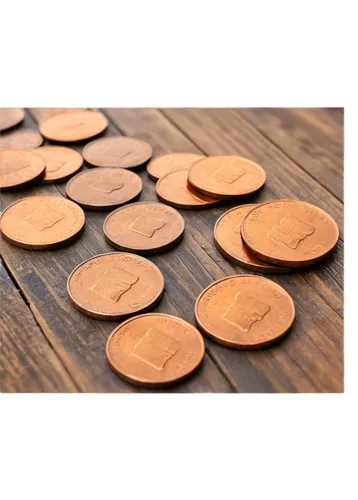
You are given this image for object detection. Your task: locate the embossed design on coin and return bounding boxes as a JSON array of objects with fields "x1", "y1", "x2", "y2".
[
  {"x1": 35, "y1": 146, "x2": 83, "y2": 183},
  {"x1": 129, "y1": 216, "x2": 166, "y2": 238},
  {"x1": 268, "y1": 215, "x2": 315, "y2": 249},
  {"x1": 91, "y1": 172, "x2": 123, "y2": 193},
  {"x1": 213, "y1": 164, "x2": 246, "y2": 183},
  {"x1": 221, "y1": 291, "x2": 270, "y2": 332},
  {"x1": 25, "y1": 204, "x2": 64, "y2": 230},
  {"x1": 0, "y1": 150, "x2": 45, "y2": 189},
  {"x1": 82, "y1": 136, "x2": 152, "y2": 168},
  {"x1": 132, "y1": 324, "x2": 181, "y2": 371},
  {"x1": 0, "y1": 129, "x2": 43, "y2": 150},
  {"x1": 39, "y1": 110, "x2": 108, "y2": 142},
  {"x1": 90, "y1": 264, "x2": 139, "y2": 302},
  {"x1": 0, "y1": 108, "x2": 24, "y2": 131},
  {"x1": 147, "y1": 152, "x2": 205, "y2": 180}
]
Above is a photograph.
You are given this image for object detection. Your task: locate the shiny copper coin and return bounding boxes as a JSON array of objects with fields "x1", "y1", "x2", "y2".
[
  {"x1": 35, "y1": 146, "x2": 83, "y2": 183},
  {"x1": 0, "y1": 196, "x2": 85, "y2": 250},
  {"x1": 156, "y1": 169, "x2": 220, "y2": 209},
  {"x1": 67, "y1": 252, "x2": 164, "y2": 320},
  {"x1": 106, "y1": 313, "x2": 205, "y2": 387},
  {"x1": 39, "y1": 110, "x2": 108, "y2": 142},
  {"x1": 104, "y1": 202, "x2": 185, "y2": 254},
  {"x1": 0, "y1": 150, "x2": 45, "y2": 189},
  {"x1": 0, "y1": 108, "x2": 24, "y2": 131},
  {"x1": 188, "y1": 155, "x2": 266, "y2": 200},
  {"x1": 214, "y1": 204, "x2": 290, "y2": 273},
  {"x1": 82, "y1": 136, "x2": 152, "y2": 168},
  {"x1": 32, "y1": 108, "x2": 84, "y2": 122},
  {"x1": 0, "y1": 129, "x2": 43, "y2": 150},
  {"x1": 241, "y1": 199, "x2": 339, "y2": 267},
  {"x1": 66, "y1": 167, "x2": 142, "y2": 210},
  {"x1": 147, "y1": 152, "x2": 205, "y2": 181},
  {"x1": 195, "y1": 275, "x2": 295, "y2": 348}
]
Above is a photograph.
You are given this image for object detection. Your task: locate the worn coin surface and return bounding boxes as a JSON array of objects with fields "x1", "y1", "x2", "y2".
[
  {"x1": 106, "y1": 313, "x2": 205, "y2": 387},
  {"x1": 214, "y1": 204, "x2": 289, "y2": 273},
  {"x1": 39, "y1": 110, "x2": 108, "y2": 142},
  {"x1": 0, "y1": 196, "x2": 85, "y2": 249},
  {"x1": 0, "y1": 108, "x2": 25, "y2": 131},
  {"x1": 104, "y1": 202, "x2": 185, "y2": 254},
  {"x1": 67, "y1": 252, "x2": 164, "y2": 320},
  {"x1": 188, "y1": 155, "x2": 266, "y2": 199},
  {"x1": 147, "y1": 152, "x2": 205, "y2": 181},
  {"x1": 156, "y1": 169, "x2": 220, "y2": 209},
  {"x1": 0, "y1": 129, "x2": 43, "y2": 150},
  {"x1": 195, "y1": 275, "x2": 295, "y2": 348},
  {"x1": 241, "y1": 199, "x2": 339, "y2": 267},
  {"x1": 35, "y1": 146, "x2": 83, "y2": 183},
  {"x1": 0, "y1": 149, "x2": 45, "y2": 189},
  {"x1": 66, "y1": 167, "x2": 142, "y2": 210},
  {"x1": 82, "y1": 136, "x2": 152, "y2": 168}
]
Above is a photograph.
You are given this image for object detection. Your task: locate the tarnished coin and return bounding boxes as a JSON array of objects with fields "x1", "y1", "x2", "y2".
[
  {"x1": 0, "y1": 108, "x2": 24, "y2": 131},
  {"x1": 67, "y1": 252, "x2": 164, "y2": 320},
  {"x1": 0, "y1": 150, "x2": 45, "y2": 189},
  {"x1": 188, "y1": 155, "x2": 266, "y2": 199},
  {"x1": 214, "y1": 204, "x2": 290, "y2": 273},
  {"x1": 106, "y1": 313, "x2": 205, "y2": 387},
  {"x1": 82, "y1": 136, "x2": 152, "y2": 168},
  {"x1": 241, "y1": 199, "x2": 339, "y2": 267},
  {"x1": 66, "y1": 167, "x2": 142, "y2": 210},
  {"x1": 32, "y1": 108, "x2": 84, "y2": 122},
  {"x1": 35, "y1": 146, "x2": 83, "y2": 183},
  {"x1": 39, "y1": 110, "x2": 108, "y2": 142},
  {"x1": 0, "y1": 196, "x2": 85, "y2": 250},
  {"x1": 0, "y1": 129, "x2": 43, "y2": 150},
  {"x1": 147, "y1": 152, "x2": 205, "y2": 181},
  {"x1": 104, "y1": 202, "x2": 185, "y2": 254},
  {"x1": 156, "y1": 169, "x2": 220, "y2": 209},
  {"x1": 195, "y1": 275, "x2": 295, "y2": 348}
]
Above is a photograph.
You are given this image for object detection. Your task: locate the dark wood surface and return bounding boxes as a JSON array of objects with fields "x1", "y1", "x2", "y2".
[{"x1": 0, "y1": 108, "x2": 344, "y2": 393}]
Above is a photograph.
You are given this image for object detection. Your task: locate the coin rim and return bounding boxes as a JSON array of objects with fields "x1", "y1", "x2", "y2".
[
  {"x1": 39, "y1": 110, "x2": 108, "y2": 142},
  {"x1": 0, "y1": 128, "x2": 44, "y2": 150},
  {"x1": 106, "y1": 312, "x2": 205, "y2": 387},
  {"x1": 0, "y1": 108, "x2": 25, "y2": 131},
  {"x1": 147, "y1": 152, "x2": 205, "y2": 181},
  {"x1": 35, "y1": 145, "x2": 84, "y2": 184},
  {"x1": 0, "y1": 149, "x2": 46, "y2": 190},
  {"x1": 82, "y1": 136, "x2": 153, "y2": 168}
]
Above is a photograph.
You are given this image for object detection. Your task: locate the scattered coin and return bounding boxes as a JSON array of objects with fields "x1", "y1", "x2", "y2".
[
  {"x1": 0, "y1": 196, "x2": 85, "y2": 250},
  {"x1": 0, "y1": 129, "x2": 43, "y2": 150},
  {"x1": 66, "y1": 167, "x2": 142, "y2": 210},
  {"x1": 106, "y1": 313, "x2": 205, "y2": 387},
  {"x1": 214, "y1": 204, "x2": 290, "y2": 273},
  {"x1": 0, "y1": 149, "x2": 45, "y2": 189},
  {"x1": 39, "y1": 110, "x2": 108, "y2": 142},
  {"x1": 104, "y1": 202, "x2": 185, "y2": 254},
  {"x1": 82, "y1": 136, "x2": 152, "y2": 168},
  {"x1": 35, "y1": 146, "x2": 83, "y2": 183},
  {"x1": 195, "y1": 275, "x2": 295, "y2": 348},
  {"x1": 67, "y1": 252, "x2": 164, "y2": 320},
  {"x1": 147, "y1": 152, "x2": 205, "y2": 181},
  {"x1": 188, "y1": 155, "x2": 266, "y2": 199},
  {"x1": 32, "y1": 108, "x2": 84, "y2": 122},
  {"x1": 0, "y1": 108, "x2": 25, "y2": 131},
  {"x1": 241, "y1": 199, "x2": 339, "y2": 267},
  {"x1": 156, "y1": 169, "x2": 220, "y2": 209}
]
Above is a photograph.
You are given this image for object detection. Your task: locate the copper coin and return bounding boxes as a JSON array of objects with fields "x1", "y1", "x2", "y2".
[
  {"x1": 82, "y1": 136, "x2": 152, "y2": 168},
  {"x1": 0, "y1": 196, "x2": 85, "y2": 250},
  {"x1": 33, "y1": 108, "x2": 84, "y2": 122},
  {"x1": 188, "y1": 155, "x2": 266, "y2": 199},
  {"x1": 106, "y1": 313, "x2": 205, "y2": 387},
  {"x1": 156, "y1": 169, "x2": 220, "y2": 209},
  {"x1": 0, "y1": 129, "x2": 43, "y2": 150},
  {"x1": 147, "y1": 152, "x2": 205, "y2": 181},
  {"x1": 0, "y1": 150, "x2": 45, "y2": 189},
  {"x1": 39, "y1": 110, "x2": 108, "y2": 142},
  {"x1": 195, "y1": 275, "x2": 295, "y2": 348},
  {"x1": 241, "y1": 199, "x2": 340, "y2": 267},
  {"x1": 104, "y1": 202, "x2": 185, "y2": 254},
  {"x1": 0, "y1": 108, "x2": 25, "y2": 131},
  {"x1": 66, "y1": 167, "x2": 142, "y2": 210},
  {"x1": 67, "y1": 252, "x2": 164, "y2": 320},
  {"x1": 35, "y1": 146, "x2": 83, "y2": 183},
  {"x1": 214, "y1": 204, "x2": 290, "y2": 273}
]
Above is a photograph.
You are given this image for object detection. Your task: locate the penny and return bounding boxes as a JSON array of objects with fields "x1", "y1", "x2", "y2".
[
  {"x1": 214, "y1": 204, "x2": 289, "y2": 273},
  {"x1": 147, "y1": 152, "x2": 205, "y2": 181},
  {"x1": 35, "y1": 146, "x2": 83, "y2": 183},
  {"x1": 188, "y1": 155, "x2": 266, "y2": 199},
  {"x1": 39, "y1": 110, "x2": 108, "y2": 142},
  {"x1": 156, "y1": 169, "x2": 220, "y2": 209},
  {"x1": 82, "y1": 136, "x2": 152, "y2": 168},
  {"x1": 33, "y1": 108, "x2": 84, "y2": 122},
  {"x1": 67, "y1": 252, "x2": 164, "y2": 320},
  {"x1": 106, "y1": 313, "x2": 205, "y2": 387},
  {"x1": 104, "y1": 202, "x2": 185, "y2": 254},
  {"x1": 0, "y1": 108, "x2": 25, "y2": 131},
  {"x1": 0, "y1": 129, "x2": 43, "y2": 150},
  {"x1": 195, "y1": 275, "x2": 295, "y2": 348},
  {"x1": 241, "y1": 199, "x2": 339, "y2": 267},
  {"x1": 0, "y1": 150, "x2": 45, "y2": 189},
  {"x1": 0, "y1": 196, "x2": 85, "y2": 250},
  {"x1": 66, "y1": 167, "x2": 142, "y2": 210}
]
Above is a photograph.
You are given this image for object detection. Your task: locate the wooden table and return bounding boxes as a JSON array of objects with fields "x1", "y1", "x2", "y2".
[{"x1": 0, "y1": 108, "x2": 344, "y2": 393}]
